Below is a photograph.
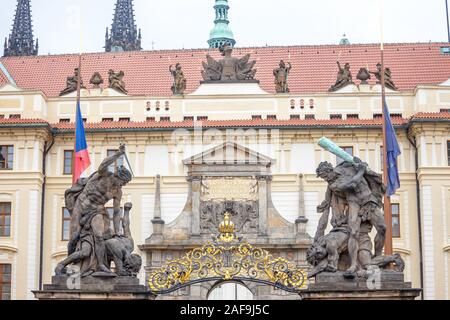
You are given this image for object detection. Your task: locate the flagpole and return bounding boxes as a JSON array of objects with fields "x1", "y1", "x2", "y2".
[
  {"x1": 73, "y1": 6, "x2": 86, "y2": 185},
  {"x1": 380, "y1": 0, "x2": 393, "y2": 256}
]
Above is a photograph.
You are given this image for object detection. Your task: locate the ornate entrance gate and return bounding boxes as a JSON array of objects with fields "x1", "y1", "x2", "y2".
[{"x1": 148, "y1": 213, "x2": 308, "y2": 295}]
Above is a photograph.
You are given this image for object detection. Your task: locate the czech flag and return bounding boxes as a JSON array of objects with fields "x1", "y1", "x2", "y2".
[{"x1": 73, "y1": 101, "x2": 91, "y2": 184}]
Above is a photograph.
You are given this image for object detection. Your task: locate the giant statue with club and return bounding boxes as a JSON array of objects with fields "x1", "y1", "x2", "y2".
[{"x1": 307, "y1": 138, "x2": 404, "y2": 279}]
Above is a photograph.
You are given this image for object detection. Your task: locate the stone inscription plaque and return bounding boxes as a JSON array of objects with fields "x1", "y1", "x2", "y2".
[{"x1": 201, "y1": 177, "x2": 258, "y2": 201}]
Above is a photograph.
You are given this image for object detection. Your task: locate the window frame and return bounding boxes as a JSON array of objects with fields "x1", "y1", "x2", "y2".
[
  {"x1": 107, "y1": 149, "x2": 124, "y2": 172},
  {"x1": 391, "y1": 203, "x2": 401, "y2": 238},
  {"x1": 0, "y1": 202, "x2": 12, "y2": 238},
  {"x1": 0, "y1": 145, "x2": 14, "y2": 170},
  {"x1": 0, "y1": 264, "x2": 12, "y2": 300},
  {"x1": 447, "y1": 141, "x2": 450, "y2": 166},
  {"x1": 336, "y1": 146, "x2": 354, "y2": 164},
  {"x1": 63, "y1": 150, "x2": 74, "y2": 175},
  {"x1": 61, "y1": 208, "x2": 71, "y2": 241}
]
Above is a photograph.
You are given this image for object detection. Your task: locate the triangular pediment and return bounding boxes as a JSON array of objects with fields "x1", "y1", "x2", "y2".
[{"x1": 183, "y1": 142, "x2": 274, "y2": 166}]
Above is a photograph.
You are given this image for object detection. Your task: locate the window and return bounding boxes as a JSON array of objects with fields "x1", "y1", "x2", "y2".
[
  {"x1": 59, "y1": 118, "x2": 70, "y2": 123},
  {"x1": 448, "y1": 141, "x2": 450, "y2": 166},
  {"x1": 252, "y1": 115, "x2": 262, "y2": 120},
  {"x1": 290, "y1": 115, "x2": 300, "y2": 120},
  {"x1": 267, "y1": 115, "x2": 277, "y2": 120},
  {"x1": 290, "y1": 99, "x2": 296, "y2": 109},
  {"x1": 330, "y1": 114, "x2": 343, "y2": 120},
  {"x1": 0, "y1": 202, "x2": 11, "y2": 237},
  {"x1": 0, "y1": 145, "x2": 13, "y2": 170},
  {"x1": 305, "y1": 114, "x2": 315, "y2": 120},
  {"x1": 0, "y1": 115, "x2": 4, "y2": 119},
  {"x1": 62, "y1": 208, "x2": 71, "y2": 241},
  {"x1": 0, "y1": 264, "x2": 11, "y2": 300},
  {"x1": 373, "y1": 113, "x2": 383, "y2": 119},
  {"x1": 160, "y1": 116, "x2": 171, "y2": 122},
  {"x1": 106, "y1": 208, "x2": 123, "y2": 234},
  {"x1": 9, "y1": 114, "x2": 21, "y2": 119},
  {"x1": 197, "y1": 116, "x2": 208, "y2": 121},
  {"x1": 391, "y1": 113, "x2": 402, "y2": 118},
  {"x1": 146, "y1": 117, "x2": 155, "y2": 122},
  {"x1": 118, "y1": 118, "x2": 130, "y2": 122},
  {"x1": 63, "y1": 150, "x2": 74, "y2": 175},
  {"x1": 107, "y1": 149, "x2": 124, "y2": 172},
  {"x1": 391, "y1": 204, "x2": 400, "y2": 238},
  {"x1": 440, "y1": 108, "x2": 450, "y2": 113},
  {"x1": 184, "y1": 116, "x2": 194, "y2": 121},
  {"x1": 102, "y1": 118, "x2": 114, "y2": 122},
  {"x1": 337, "y1": 146, "x2": 353, "y2": 164},
  {"x1": 347, "y1": 114, "x2": 359, "y2": 119}
]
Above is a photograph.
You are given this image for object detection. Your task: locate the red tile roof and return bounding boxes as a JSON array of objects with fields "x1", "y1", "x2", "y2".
[
  {"x1": 0, "y1": 118, "x2": 49, "y2": 126},
  {"x1": 410, "y1": 112, "x2": 450, "y2": 120},
  {"x1": 1, "y1": 43, "x2": 450, "y2": 97},
  {"x1": 3, "y1": 113, "x2": 450, "y2": 132},
  {"x1": 52, "y1": 117, "x2": 409, "y2": 132},
  {"x1": 0, "y1": 66, "x2": 9, "y2": 86}
]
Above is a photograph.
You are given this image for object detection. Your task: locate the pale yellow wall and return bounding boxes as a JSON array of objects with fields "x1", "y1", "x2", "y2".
[{"x1": 0, "y1": 83, "x2": 450, "y2": 299}]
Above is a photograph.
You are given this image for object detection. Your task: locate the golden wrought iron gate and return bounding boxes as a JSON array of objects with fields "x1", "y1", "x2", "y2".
[{"x1": 148, "y1": 213, "x2": 308, "y2": 295}]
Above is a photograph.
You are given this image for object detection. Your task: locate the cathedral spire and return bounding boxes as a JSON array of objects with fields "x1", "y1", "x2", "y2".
[
  {"x1": 105, "y1": 0, "x2": 142, "y2": 52},
  {"x1": 208, "y1": 0, "x2": 236, "y2": 49},
  {"x1": 3, "y1": 0, "x2": 38, "y2": 57}
]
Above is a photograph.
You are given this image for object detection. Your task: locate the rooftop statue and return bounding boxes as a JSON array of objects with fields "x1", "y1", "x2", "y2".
[
  {"x1": 273, "y1": 60, "x2": 292, "y2": 93},
  {"x1": 170, "y1": 63, "x2": 187, "y2": 95},
  {"x1": 60, "y1": 68, "x2": 84, "y2": 96},
  {"x1": 90, "y1": 72, "x2": 104, "y2": 88},
  {"x1": 55, "y1": 145, "x2": 141, "y2": 277},
  {"x1": 108, "y1": 69, "x2": 128, "y2": 94},
  {"x1": 356, "y1": 67, "x2": 371, "y2": 85},
  {"x1": 201, "y1": 45, "x2": 257, "y2": 82},
  {"x1": 370, "y1": 63, "x2": 398, "y2": 91},
  {"x1": 307, "y1": 139, "x2": 405, "y2": 280},
  {"x1": 329, "y1": 61, "x2": 354, "y2": 92}
]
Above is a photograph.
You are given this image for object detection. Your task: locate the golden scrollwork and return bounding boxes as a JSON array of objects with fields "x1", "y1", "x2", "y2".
[{"x1": 148, "y1": 241, "x2": 308, "y2": 293}]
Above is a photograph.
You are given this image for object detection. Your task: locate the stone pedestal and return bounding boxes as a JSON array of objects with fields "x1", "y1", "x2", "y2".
[
  {"x1": 301, "y1": 271, "x2": 421, "y2": 300},
  {"x1": 33, "y1": 276, "x2": 155, "y2": 300}
]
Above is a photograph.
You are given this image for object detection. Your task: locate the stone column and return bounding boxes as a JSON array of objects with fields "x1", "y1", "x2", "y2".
[
  {"x1": 295, "y1": 174, "x2": 308, "y2": 236},
  {"x1": 190, "y1": 176, "x2": 202, "y2": 237},
  {"x1": 151, "y1": 175, "x2": 165, "y2": 240},
  {"x1": 257, "y1": 175, "x2": 269, "y2": 236}
]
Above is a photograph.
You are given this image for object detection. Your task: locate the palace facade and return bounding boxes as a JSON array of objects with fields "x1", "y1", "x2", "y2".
[{"x1": 1, "y1": 0, "x2": 450, "y2": 301}]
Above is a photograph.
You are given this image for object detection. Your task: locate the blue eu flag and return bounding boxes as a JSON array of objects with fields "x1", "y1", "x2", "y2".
[{"x1": 383, "y1": 100, "x2": 401, "y2": 196}]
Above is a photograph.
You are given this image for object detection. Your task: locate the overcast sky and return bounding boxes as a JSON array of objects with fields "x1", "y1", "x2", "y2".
[{"x1": 0, "y1": 0, "x2": 448, "y2": 55}]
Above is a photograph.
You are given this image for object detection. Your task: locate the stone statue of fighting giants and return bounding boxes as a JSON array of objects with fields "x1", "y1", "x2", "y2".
[
  {"x1": 55, "y1": 145, "x2": 141, "y2": 277},
  {"x1": 307, "y1": 139, "x2": 405, "y2": 279}
]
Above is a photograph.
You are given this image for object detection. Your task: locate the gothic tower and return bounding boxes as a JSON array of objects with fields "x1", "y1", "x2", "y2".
[
  {"x1": 3, "y1": 0, "x2": 38, "y2": 57},
  {"x1": 208, "y1": 0, "x2": 236, "y2": 49},
  {"x1": 105, "y1": 0, "x2": 142, "y2": 52}
]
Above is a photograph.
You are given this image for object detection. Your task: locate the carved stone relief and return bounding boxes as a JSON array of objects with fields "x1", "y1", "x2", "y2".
[{"x1": 200, "y1": 200, "x2": 259, "y2": 235}]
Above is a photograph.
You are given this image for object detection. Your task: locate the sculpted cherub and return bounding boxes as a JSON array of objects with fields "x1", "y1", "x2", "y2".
[{"x1": 108, "y1": 69, "x2": 128, "y2": 94}]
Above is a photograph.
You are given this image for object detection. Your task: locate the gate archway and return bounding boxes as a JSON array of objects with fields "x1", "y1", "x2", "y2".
[
  {"x1": 148, "y1": 213, "x2": 308, "y2": 296},
  {"x1": 207, "y1": 281, "x2": 254, "y2": 300}
]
